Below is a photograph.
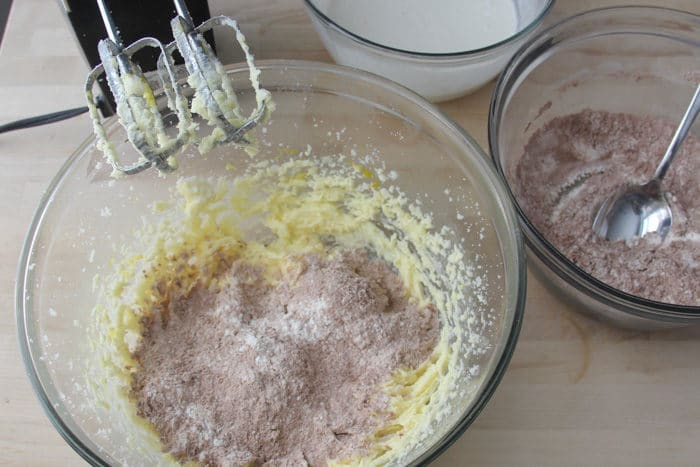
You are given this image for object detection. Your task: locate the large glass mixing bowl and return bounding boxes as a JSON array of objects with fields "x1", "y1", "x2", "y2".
[{"x1": 17, "y1": 61, "x2": 525, "y2": 465}]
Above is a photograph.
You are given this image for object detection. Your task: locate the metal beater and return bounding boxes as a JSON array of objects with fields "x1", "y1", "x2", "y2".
[
  {"x1": 85, "y1": 0, "x2": 271, "y2": 176},
  {"x1": 165, "y1": 0, "x2": 272, "y2": 149}
]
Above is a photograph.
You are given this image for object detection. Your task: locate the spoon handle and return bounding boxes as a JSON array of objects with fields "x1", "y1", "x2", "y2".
[{"x1": 654, "y1": 84, "x2": 700, "y2": 181}]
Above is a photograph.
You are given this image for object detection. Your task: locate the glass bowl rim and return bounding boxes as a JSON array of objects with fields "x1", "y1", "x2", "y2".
[
  {"x1": 302, "y1": 0, "x2": 555, "y2": 59},
  {"x1": 17, "y1": 59, "x2": 527, "y2": 465},
  {"x1": 488, "y1": 6, "x2": 700, "y2": 320}
]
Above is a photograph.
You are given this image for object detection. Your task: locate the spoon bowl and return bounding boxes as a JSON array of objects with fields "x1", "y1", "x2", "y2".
[{"x1": 592, "y1": 180, "x2": 671, "y2": 242}]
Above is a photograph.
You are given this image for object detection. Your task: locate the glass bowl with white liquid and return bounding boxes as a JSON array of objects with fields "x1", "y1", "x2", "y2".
[
  {"x1": 303, "y1": 0, "x2": 553, "y2": 102},
  {"x1": 17, "y1": 61, "x2": 526, "y2": 465}
]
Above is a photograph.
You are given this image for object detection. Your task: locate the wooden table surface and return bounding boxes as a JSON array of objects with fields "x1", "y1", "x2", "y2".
[{"x1": 1, "y1": 1, "x2": 699, "y2": 466}]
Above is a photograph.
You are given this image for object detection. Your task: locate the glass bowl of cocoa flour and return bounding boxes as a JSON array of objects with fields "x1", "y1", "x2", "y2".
[
  {"x1": 490, "y1": 6, "x2": 700, "y2": 330},
  {"x1": 17, "y1": 61, "x2": 526, "y2": 465}
]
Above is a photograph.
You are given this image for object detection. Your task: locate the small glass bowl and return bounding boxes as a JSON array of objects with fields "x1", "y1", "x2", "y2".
[
  {"x1": 17, "y1": 61, "x2": 526, "y2": 465},
  {"x1": 302, "y1": 0, "x2": 553, "y2": 102},
  {"x1": 489, "y1": 6, "x2": 700, "y2": 329}
]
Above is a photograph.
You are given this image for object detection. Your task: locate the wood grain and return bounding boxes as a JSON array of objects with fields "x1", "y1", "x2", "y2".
[{"x1": 1, "y1": 0, "x2": 699, "y2": 465}]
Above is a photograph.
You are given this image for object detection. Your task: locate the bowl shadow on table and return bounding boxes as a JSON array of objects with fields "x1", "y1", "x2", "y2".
[{"x1": 427, "y1": 267, "x2": 700, "y2": 466}]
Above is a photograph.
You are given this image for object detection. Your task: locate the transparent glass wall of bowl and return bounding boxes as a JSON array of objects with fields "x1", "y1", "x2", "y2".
[
  {"x1": 490, "y1": 7, "x2": 700, "y2": 329},
  {"x1": 304, "y1": 0, "x2": 553, "y2": 102},
  {"x1": 18, "y1": 62, "x2": 525, "y2": 464}
]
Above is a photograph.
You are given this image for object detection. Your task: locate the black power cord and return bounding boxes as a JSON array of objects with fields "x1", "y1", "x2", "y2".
[{"x1": 0, "y1": 106, "x2": 89, "y2": 134}]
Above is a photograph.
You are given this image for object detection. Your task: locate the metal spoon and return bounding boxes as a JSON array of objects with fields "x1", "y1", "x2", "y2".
[{"x1": 592, "y1": 84, "x2": 700, "y2": 242}]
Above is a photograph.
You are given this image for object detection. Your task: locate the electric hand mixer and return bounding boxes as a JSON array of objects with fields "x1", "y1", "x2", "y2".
[{"x1": 85, "y1": 0, "x2": 272, "y2": 175}]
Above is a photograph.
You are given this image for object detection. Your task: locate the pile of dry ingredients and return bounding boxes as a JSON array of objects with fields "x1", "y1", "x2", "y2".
[
  {"x1": 131, "y1": 250, "x2": 439, "y2": 465},
  {"x1": 90, "y1": 155, "x2": 494, "y2": 466},
  {"x1": 515, "y1": 109, "x2": 700, "y2": 305}
]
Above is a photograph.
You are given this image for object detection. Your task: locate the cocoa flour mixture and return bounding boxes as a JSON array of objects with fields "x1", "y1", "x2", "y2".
[
  {"x1": 515, "y1": 109, "x2": 700, "y2": 305},
  {"x1": 131, "y1": 249, "x2": 439, "y2": 465}
]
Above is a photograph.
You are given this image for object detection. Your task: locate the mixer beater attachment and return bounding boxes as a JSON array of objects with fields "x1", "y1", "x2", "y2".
[
  {"x1": 85, "y1": 0, "x2": 272, "y2": 176},
  {"x1": 86, "y1": 0, "x2": 191, "y2": 175},
  {"x1": 165, "y1": 0, "x2": 272, "y2": 152}
]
